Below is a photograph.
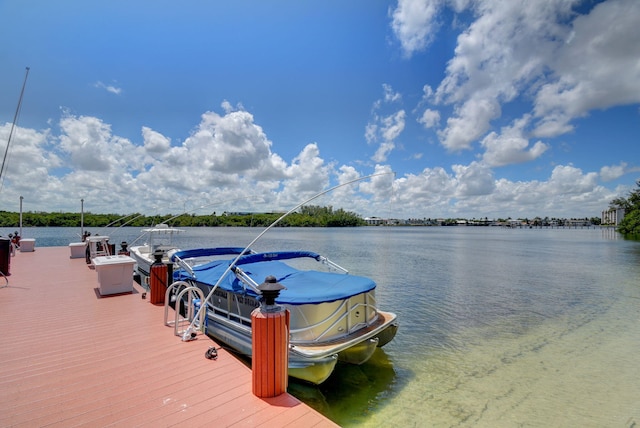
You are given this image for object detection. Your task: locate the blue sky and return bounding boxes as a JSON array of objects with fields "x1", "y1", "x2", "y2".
[{"x1": 1, "y1": 0, "x2": 638, "y2": 219}]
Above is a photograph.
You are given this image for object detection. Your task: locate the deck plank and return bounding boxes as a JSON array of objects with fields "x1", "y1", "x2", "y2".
[{"x1": 0, "y1": 246, "x2": 337, "y2": 427}]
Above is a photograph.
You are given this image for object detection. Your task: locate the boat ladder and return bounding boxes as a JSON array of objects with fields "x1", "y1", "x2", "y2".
[{"x1": 163, "y1": 281, "x2": 206, "y2": 338}]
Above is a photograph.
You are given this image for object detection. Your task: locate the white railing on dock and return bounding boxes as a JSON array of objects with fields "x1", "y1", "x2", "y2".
[{"x1": 163, "y1": 281, "x2": 206, "y2": 338}]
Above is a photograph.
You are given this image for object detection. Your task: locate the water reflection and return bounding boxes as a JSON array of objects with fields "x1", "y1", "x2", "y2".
[{"x1": 288, "y1": 348, "x2": 403, "y2": 426}]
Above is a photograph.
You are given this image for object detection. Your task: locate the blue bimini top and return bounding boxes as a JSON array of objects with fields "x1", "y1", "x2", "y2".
[
  {"x1": 181, "y1": 251, "x2": 376, "y2": 305},
  {"x1": 171, "y1": 247, "x2": 250, "y2": 260}
]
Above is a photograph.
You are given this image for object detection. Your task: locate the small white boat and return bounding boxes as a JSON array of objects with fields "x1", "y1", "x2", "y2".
[
  {"x1": 170, "y1": 249, "x2": 399, "y2": 385},
  {"x1": 129, "y1": 224, "x2": 184, "y2": 281}
]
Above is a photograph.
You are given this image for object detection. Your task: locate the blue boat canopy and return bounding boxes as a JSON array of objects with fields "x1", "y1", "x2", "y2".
[
  {"x1": 171, "y1": 247, "x2": 250, "y2": 261},
  {"x1": 177, "y1": 251, "x2": 376, "y2": 305}
]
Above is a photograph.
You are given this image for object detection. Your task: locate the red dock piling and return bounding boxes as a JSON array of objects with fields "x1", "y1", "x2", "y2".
[
  {"x1": 251, "y1": 275, "x2": 289, "y2": 398},
  {"x1": 149, "y1": 252, "x2": 167, "y2": 305},
  {"x1": 251, "y1": 308, "x2": 290, "y2": 397}
]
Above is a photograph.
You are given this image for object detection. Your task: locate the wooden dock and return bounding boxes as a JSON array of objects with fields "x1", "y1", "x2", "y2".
[{"x1": 0, "y1": 246, "x2": 337, "y2": 427}]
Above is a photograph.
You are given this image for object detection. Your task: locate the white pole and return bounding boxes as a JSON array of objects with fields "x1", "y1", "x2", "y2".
[
  {"x1": 19, "y1": 196, "x2": 23, "y2": 237},
  {"x1": 0, "y1": 67, "x2": 29, "y2": 185},
  {"x1": 81, "y1": 199, "x2": 84, "y2": 239}
]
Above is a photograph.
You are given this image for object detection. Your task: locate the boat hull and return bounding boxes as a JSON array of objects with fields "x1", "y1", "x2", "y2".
[
  {"x1": 129, "y1": 224, "x2": 184, "y2": 283},
  {"x1": 129, "y1": 245, "x2": 152, "y2": 279},
  {"x1": 185, "y1": 282, "x2": 398, "y2": 384},
  {"x1": 130, "y1": 245, "x2": 178, "y2": 284},
  {"x1": 202, "y1": 311, "x2": 339, "y2": 384}
]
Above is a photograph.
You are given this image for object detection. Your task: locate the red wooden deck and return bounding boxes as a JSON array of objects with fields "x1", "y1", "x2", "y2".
[{"x1": 0, "y1": 246, "x2": 337, "y2": 427}]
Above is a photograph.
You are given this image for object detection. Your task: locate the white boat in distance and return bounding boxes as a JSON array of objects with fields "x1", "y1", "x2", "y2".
[
  {"x1": 170, "y1": 248, "x2": 399, "y2": 385},
  {"x1": 129, "y1": 224, "x2": 184, "y2": 281}
]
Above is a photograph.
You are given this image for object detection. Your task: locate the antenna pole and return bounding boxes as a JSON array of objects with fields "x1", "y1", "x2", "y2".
[{"x1": 0, "y1": 67, "x2": 30, "y2": 186}]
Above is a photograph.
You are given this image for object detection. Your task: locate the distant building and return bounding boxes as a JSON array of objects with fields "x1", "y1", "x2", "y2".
[
  {"x1": 602, "y1": 208, "x2": 625, "y2": 226},
  {"x1": 565, "y1": 219, "x2": 592, "y2": 228},
  {"x1": 364, "y1": 216, "x2": 387, "y2": 226}
]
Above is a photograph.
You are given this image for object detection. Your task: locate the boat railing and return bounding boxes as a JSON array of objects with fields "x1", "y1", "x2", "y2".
[
  {"x1": 230, "y1": 265, "x2": 262, "y2": 294},
  {"x1": 290, "y1": 300, "x2": 379, "y2": 343},
  {"x1": 208, "y1": 300, "x2": 254, "y2": 328},
  {"x1": 233, "y1": 251, "x2": 349, "y2": 274},
  {"x1": 163, "y1": 281, "x2": 206, "y2": 338},
  {"x1": 170, "y1": 247, "x2": 255, "y2": 280},
  {"x1": 234, "y1": 250, "x2": 315, "y2": 265},
  {"x1": 316, "y1": 255, "x2": 349, "y2": 274},
  {"x1": 171, "y1": 254, "x2": 196, "y2": 278}
]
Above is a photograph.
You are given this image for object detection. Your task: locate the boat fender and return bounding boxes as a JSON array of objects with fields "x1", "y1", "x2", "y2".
[{"x1": 205, "y1": 346, "x2": 219, "y2": 360}]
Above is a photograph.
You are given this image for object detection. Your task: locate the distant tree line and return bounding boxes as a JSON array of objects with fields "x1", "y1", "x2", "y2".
[
  {"x1": 610, "y1": 179, "x2": 640, "y2": 237},
  {"x1": 0, "y1": 205, "x2": 366, "y2": 229}
]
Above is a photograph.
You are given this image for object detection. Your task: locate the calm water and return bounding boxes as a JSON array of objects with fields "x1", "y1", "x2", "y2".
[{"x1": 4, "y1": 226, "x2": 640, "y2": 427}]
